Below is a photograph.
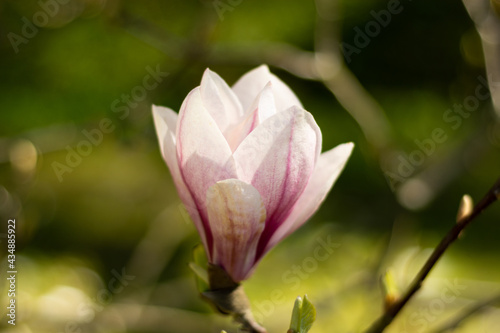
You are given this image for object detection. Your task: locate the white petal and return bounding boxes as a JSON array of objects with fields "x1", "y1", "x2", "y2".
[
  {"x1": 200, "y1": 68, "x2": 244, "y2": 133},
  {"x1": 233, "y1": 106, "x2": 322, "y2": 254},
  {"x1": 264, "y1": 143, "x2": 354, "y2": 254},
  {"x1": 176, "y1": 89, "x2": 238, "y2": 256},
  {"x1": 152, "y1": 105, "x2": 208, "y2": 250},
  {"x1": 232, "y1": 65, "x2": 303, "y2": 112},
  {"x1": 225, "y1": 82, "x2": 276, "y2": 151},
  {"x1": 207, "y1": 179, "x2": 266, "y2": 282}
]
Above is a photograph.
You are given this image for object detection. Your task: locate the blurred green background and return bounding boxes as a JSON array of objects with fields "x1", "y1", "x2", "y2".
[{"x1": 1, "y1": 0, "x2": 500, "y2": 332}]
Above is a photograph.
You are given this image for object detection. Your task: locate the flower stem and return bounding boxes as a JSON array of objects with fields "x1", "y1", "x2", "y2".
[{"x1": 202, "y1": 264, "x2": 267, "y2": 333}]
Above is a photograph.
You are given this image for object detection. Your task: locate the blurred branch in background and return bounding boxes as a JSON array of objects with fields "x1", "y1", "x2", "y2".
[
  {"x1": 103, "y1": 304, "x2": 225, "y2": 333},
  {"x1": 395, "y1": 124, "x2": 492, "y2": 210},
  {"x1": 432, "y1": 292, "x2": 500, "y2": 333},
  {"x1": 124, "y1": 205, "x2": 190, "y2": 298},
  {"x1": 463, "y1": 0, "x2": 500, "y2": 117},
  {"x1": 313, "y1": 0, "x2": 392, "y2": 153}
]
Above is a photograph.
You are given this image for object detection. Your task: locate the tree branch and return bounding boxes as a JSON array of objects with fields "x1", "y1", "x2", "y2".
[{"x1": 363, "y1": 177, "x2": 500, "y2": 333}]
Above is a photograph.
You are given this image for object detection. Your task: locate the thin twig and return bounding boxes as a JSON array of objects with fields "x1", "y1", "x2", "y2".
[
  {"x1": 432, "y1": 293, "x2": 500, "y2": 333},
  {"x1": 363, "y1": 177, "x2": 500, "y2": 333}
]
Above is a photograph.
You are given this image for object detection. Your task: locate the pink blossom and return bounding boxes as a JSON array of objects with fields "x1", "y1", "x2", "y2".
[{"x1": 153, "y1": 65, "x2": 353, "y2": 282}]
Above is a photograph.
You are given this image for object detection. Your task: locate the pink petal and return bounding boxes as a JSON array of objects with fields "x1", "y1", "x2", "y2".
[
  {"x1": 152, "y1": 105, "x2": 208, "y2": 250},
  {"x1": 232, "y1": 65, "x2": 303, "y2": 113},
  {"x1": 207, "y1": 179, "x2": 266, "y2": 282},
  {"x1": 225, "y1": 82, "x2": 276, "y2": 151},
  {"x1": 263, "y1": 143, "x2": 354, "y2": 254},
  {"x1": 233, "y1": 106, "x2": 322, "y2": 256},
  {"x1": 176, "y1": 88, "x2": 238, "y2": 258},
  {"x1": 200, "y1": 68, "x2": 244, "y2": 134}
]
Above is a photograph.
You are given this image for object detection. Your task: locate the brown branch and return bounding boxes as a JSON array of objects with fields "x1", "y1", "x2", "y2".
[{"x1": 363, "y1": 177, "x2": 500, "y2": 333}]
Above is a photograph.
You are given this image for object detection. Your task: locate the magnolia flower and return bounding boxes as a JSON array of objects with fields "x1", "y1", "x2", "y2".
[{"x1": 153, "y1": 65, "x2": 353, "y2": 282}]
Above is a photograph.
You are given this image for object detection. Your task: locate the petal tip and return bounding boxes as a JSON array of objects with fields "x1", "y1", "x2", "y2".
[
  {"x1": 325, "y1": 142, "x2": 355, "y2": 164},
  {"x1": 257, "y1": 64, "x2": 270, "y2": 72},
  {"x1": 340, "y1": 142, "x2": 355, "y2": 154},
  {"x1": 151, "y1": 104, "x2": 161, "y2": 113}
]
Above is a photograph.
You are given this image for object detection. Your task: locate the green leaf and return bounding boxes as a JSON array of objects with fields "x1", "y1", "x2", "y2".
[
  {"x1": 290, "y1": 296, "x2": 303, "y2": 331},
  {"x1": 289, "y1": 294, "x2": 316, "y2": 333},
  {"x1": 189, "y1": 244, "x2": 209, "y2": 292}
]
